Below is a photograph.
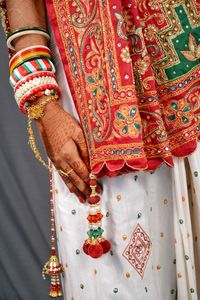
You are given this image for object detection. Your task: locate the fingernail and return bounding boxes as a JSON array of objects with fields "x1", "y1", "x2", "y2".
[{"x1": 79, "y1": 197, "x2": 86, "y2": 203}]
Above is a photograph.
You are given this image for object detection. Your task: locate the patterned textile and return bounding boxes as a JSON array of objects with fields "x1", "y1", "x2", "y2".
[
  {"x1": 46, "y1": 0, "x2": 200, "y2": 177},
  {"x1": 51, "y1": 40, "x2": 199, "y2": 299}
]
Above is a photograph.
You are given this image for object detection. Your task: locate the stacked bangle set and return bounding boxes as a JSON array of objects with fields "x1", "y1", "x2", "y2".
[{"x1": 7, "y1": 27, "x2": 60, "y2": 113}]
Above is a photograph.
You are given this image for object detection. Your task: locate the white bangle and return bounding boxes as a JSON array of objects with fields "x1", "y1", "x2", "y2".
[
  {"x1": 7, "y1": 30, "x2": 50, "y2": 51},
  {"x1": 15, "y1": 76, "x2": 57, "y2": 104}
]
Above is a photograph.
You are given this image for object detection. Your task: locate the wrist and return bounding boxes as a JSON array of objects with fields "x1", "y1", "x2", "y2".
[{"x1": 33, "y1": 97, "x2": 61, "y2": 124}]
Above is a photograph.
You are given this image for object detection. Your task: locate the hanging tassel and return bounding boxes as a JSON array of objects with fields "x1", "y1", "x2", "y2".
[
  {"x1": 42, "y1": 166, "x2": 64, "y2": 298},
  {"x1": 42, "y1": 251, "x2": 64, "y2": 298},
  {"x1": 83, "y1": 173, "x2": 111, "y2": 258}
]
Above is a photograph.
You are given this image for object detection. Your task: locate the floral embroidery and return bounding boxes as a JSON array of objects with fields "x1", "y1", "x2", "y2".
[
  {"x1": 165, "y1": 100, "x2": 193, "y2": 127},
  {"x1": 123, "y1": 224, "x2": 152, "y2": 278},
  {"x1": 114, "y1": 105, "x2": 141, "y2": 137},
  {"x1": 86, "y1": 68, "x2": 105, "y2": 99},
  {"x1": 120, "y1": 46, "x2": 132, "y2": 63}
]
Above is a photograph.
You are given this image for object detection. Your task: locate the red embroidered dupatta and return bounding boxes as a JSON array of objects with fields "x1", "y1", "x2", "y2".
[{"x1": 46, "y1": 0, "x2": 200, "y2": 177}]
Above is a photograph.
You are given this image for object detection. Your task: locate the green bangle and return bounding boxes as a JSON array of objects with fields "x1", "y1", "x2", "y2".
[{"x1": 7, "y1": 26, "x2": 49, "y2": 39}]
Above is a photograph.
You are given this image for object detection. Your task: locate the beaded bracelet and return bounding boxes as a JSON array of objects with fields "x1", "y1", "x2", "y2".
[
  {"x1": 18, "y1": 84, "x2": 60, "y2": 114},
  {"x1": 15, "y1": 75, "x2": 58, "y2": 105},
  {"x1": 10, "y1": 58, "x2": 56, "y2": 87},
  {"x1": 7, "y1": 29, "x2": 50, "y2": 51},
  {"x1": 14, "y1": 71, "x2": 56, "y2": 92}
]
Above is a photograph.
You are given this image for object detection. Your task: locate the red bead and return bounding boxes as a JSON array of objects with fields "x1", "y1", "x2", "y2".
[
  {"x1": 100, "y1": 240, "x2": 111, "y2": 254},
  {"x1": 82, "y1": 242, "x2": 89, "y2": 255},
  {"x1": 89, "y1": 179, "x2": 97, "y2": 186},
  {"x1": 87, "y1": 212, "x2": 103, "y2": 223},
  {"x1": 88, "y1": 195, "x2": 100, "y2": 204},
  {"x1": 88, "y1": 243, "x2": 103, "y2": 258},
  {"x1": 51, "y1": 249, "x2": 56, "y2": 256}
]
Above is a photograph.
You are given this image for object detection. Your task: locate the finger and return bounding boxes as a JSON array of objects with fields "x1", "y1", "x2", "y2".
[
  {"x1": 68, "y1": 169, "x2": 91, "y2": 198},
  {"x1": 73, "y1": 130, "x2": 90, "y2": 169},
  {"x1": 70, "y1": 157, "x2": 90, "y2": 183},
  {"x1": 59, "y1": 158, "x2": 91, "y2": 198},
  {"x1": 60, "y1": 174, "x2": 86, "y2": 203}
]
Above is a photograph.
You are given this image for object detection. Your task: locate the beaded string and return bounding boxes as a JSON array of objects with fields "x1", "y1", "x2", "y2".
[
  {"x1": 83, "y1": 174, "x2": 111, "y2": 258},
  {"x1": 42, "y1": 164, "x2": 64, "y2": 298}
]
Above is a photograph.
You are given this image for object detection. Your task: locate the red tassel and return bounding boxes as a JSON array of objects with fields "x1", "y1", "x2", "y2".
[
  {"x1": 42, "y1": 255, "x2": 64, "y2": 298},
  {"x1": 83, "y1": 173, "x2": 111, "y2": 259},
  {"x1": 83, "y1": 241, "x2": 90, "y2": 255},
  {"x1": 100, "y1": 239, "x2": 111, "y2": 254},
  {"x1": 88, "y1": 243, "x2": 104, "y2": 258}
]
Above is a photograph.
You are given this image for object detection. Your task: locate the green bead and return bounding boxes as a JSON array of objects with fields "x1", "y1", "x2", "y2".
[
  {"x1": 171, "y1": 289, "x2": 175, "y2": 294},
  {"x1": 80, "y1": 284, "x2": 84, "y2": 289},
  {"x1": 106, "y1": 212, "x2": 110, "y2": 217},
  {"x1": 194, "y1": 171, "x2": 198, "y2": 177},
  {"x1": 71, "y1": 209, "x2": 76, "y2": 215},
  {"x1": 190, "y1": 288, "x2": 195, "y2": 293},
  {"x1": 134, "y1": 175, "x2": 138, "y2": 181},
  {"x1": 87, "y1": 227, "x2": 104, "y2": 239},
  {"x1": 173, "y1": 259, "x2": 176, "y2": 264},
  {"x1": 110, "y1": 250, "x2": 114, "y2": 256},
  {"x1": 113, "y1": 288, "x2": 118, "y2": 293},
  {"x1": 185, "y1": 255, "x2": 189, "y2": 260},
  {"x1": 137, "y1": 212, "x2": 142, "y2": 219},
  {"x1": 145, "y1": 287, "x2": 148, "y2": 293},
  {"x1": 179, "y1": 219, "x2": 184, "y2": 224},
  {"x1": 76, "y1": 249, "x2": 80, "y2": 255}
]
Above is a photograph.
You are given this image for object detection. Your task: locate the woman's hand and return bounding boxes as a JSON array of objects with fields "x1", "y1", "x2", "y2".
[{"x1": 35, "y1": 99, "x2": 91, "y2": 202}]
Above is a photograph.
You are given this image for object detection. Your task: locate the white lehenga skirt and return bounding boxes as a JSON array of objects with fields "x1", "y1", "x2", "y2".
[{"x1": 51, "y1": 39, "x2": 200, "y2": 300}]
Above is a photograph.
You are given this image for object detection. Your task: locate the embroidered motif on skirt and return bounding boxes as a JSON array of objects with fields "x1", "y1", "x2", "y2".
[{"x1": 123, "y1": 224, "x2": 152, "y2": 278}]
